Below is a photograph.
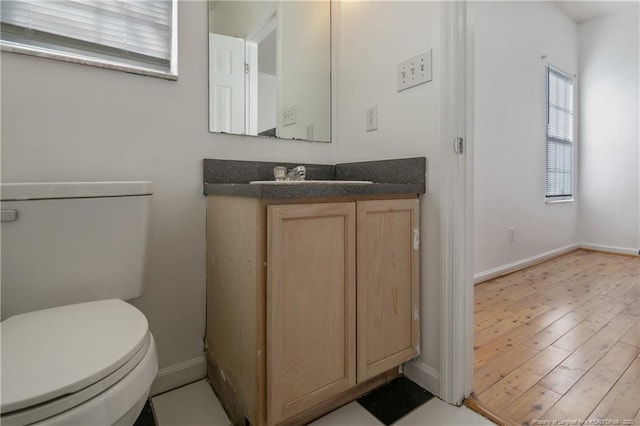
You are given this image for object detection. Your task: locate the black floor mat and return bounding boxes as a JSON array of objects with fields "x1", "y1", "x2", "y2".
[
  {"x1": 133, "y1": 400, "x2": 156, "y2": 426},
  {"x1": 357, "y1": 376, "x2": 435, "y2": 425}
]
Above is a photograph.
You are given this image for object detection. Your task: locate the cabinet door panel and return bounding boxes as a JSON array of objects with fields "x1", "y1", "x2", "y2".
[
  {"x1": 357, "y1": 199, "x2": 420, "y2": 381},
  {"x1": 267, "y1": 203, "x2": 356, "y2": 424}
]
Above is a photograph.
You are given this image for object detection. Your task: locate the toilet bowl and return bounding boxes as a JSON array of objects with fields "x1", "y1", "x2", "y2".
[{"x1": 1, "y1": 299, "x2": 158, "y2": 426}]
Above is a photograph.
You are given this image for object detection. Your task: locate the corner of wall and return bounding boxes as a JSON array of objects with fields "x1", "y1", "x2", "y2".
[
  {"x1": 150, "y1": 356, "x2": 207, "y2": 396},
  {"x1": 403, "y1": 360, "x2": 440, "y2": 396},
  {"x1": 474, "y1": 243, "x2": 579, "y2": 284}
]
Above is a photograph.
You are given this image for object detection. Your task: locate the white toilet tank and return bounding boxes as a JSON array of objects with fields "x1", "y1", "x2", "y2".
[{"x1": 1, "y1": 182, "x2": 152, "y2": 320}]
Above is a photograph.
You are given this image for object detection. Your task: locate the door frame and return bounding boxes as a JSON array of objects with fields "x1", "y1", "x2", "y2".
[{"x1": 438, "y1": 0, "x2": 475, "y2": 405}]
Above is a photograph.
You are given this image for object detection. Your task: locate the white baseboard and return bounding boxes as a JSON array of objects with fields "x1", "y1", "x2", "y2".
[
  {"x1": 403, "y1": 360, "x2": 440, "y2": 396},
  {"x1": 579, "y1": 243, "x2": 639, "y2": 257},
  {"x1": 150, "y1": 355, "x2": 207, "y2": 396},
  {"x1": 474, "y1": 243, "x2": 579, "y2": 285}
]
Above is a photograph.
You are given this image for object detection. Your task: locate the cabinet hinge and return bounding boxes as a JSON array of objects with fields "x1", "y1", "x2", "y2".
[
  {"x1": 245, "y1": 63, "x2": 249, "y2": 74},
  {"x1": 413, "y1": 229, "x2": 420, "y2": 250}
]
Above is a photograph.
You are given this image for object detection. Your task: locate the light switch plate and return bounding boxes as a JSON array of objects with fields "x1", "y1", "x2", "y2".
[
  {"x1": 282, "y1": 105, "x2": 297, "y2": 126},
  {"x1": 397, "y1": 49, "x2": 432, "y2": 92}
]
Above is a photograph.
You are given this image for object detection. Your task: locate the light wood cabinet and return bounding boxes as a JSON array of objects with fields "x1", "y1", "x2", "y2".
[
  {"x1": 267, "y1": 203, "x2": 356, "y2": 424},
  {"x1": 206, "y1": 196, "x2": 419, "y2": 426},
  {"x1": 356, "y1": 199, "x2": 420, "y2": 381}
]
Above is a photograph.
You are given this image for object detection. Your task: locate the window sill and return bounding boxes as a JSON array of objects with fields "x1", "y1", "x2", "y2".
[
  {"x1": 1, "y1": 42, "x2": 178, "y2": 81},
  {"x1": 545, "y1": 198, "x2": 574, "y2": 204}
]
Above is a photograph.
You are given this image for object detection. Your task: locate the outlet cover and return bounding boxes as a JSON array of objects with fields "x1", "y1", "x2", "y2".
[
  {"x1": 282, "y1": 105, "x2": 297, "y2": 126},
  {"x1": 366, "y1": 106, "x2": 378, "y2": 132},
  {"x1": 397, "y1": 49, "x2": 432, "y2": 92}
]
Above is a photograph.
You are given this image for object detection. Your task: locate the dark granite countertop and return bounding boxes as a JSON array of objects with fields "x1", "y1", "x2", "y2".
[
  {"x1": 203, "y1": 158, "x2": 426, "y2": 199},
  {"x1": 203, "y1": 182, "x2": 423, "y2": 199}
]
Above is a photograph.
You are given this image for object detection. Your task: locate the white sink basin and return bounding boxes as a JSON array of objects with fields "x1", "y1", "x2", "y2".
[{"x1": 249, "y1": 180, "x2": 373, "y2": 185}]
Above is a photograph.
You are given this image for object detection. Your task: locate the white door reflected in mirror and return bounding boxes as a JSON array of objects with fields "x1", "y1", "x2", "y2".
[
  {"x1": 209, "y1": 33, "x2": 245, "y2": 134},
  {"x1": 208, "y1": 1, "x2": 331, "y2": 143}
]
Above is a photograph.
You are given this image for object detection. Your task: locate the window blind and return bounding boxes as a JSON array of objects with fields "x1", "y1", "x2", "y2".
[
  {"x1": 0, "y1": 0, "x2": 174, "y2": 76},
  {"x1": 545, "y1": 66, "x2": 574, "y2": 200}
]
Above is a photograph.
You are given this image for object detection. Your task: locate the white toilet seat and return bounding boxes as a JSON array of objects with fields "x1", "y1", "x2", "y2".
[{"x1": 1, "y1": 300, "x2": 158, "y2": 426}]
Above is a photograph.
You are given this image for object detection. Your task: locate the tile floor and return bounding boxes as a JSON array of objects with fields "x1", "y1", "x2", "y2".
[{"x1": 151, "y1": 380, "x2": 495, "y2": 426}]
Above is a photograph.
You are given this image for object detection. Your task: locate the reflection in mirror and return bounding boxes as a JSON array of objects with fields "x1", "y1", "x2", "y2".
[{"x1": 208, "y1": 1, "x2": 331, "y2": 142}]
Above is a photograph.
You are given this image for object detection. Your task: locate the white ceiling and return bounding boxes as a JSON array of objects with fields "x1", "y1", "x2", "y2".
[{"x1": 556, "y1": 1, "x2": 639, "y2": 23}]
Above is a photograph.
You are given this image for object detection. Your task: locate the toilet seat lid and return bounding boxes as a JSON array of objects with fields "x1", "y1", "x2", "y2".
[{"x1": 1, "y1": 299, "x2": 149, "y2": 414}]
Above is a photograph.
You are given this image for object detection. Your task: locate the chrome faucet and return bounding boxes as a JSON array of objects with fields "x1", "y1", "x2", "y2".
[{"x1": 286, "y1": 166, "x2": 307, "y2": 181}]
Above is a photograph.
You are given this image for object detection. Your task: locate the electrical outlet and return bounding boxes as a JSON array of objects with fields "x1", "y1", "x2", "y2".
[
  {"x1": 366, "y1": 106, "x2": 378, "y2": 132},
  {"x1": 509, "y1": 227, "x2": 516, "y2": 243},
  {"x1": 397, "y1": 49, "x2": 433, "y2": 92},
  {"x1": 306, "y1": 124, "x2": 314, "y2": 140},
  {"x1": 282, "y1": 105, "x2": 297, "y2": 126}
]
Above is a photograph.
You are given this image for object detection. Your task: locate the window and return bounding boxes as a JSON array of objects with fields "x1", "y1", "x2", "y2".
[
  {"x1": 0, "y1": 0, "x2": 176, "y2": 79},
  {"x1": 545, "y1": 66, "x2": 574, "y2": 201}
]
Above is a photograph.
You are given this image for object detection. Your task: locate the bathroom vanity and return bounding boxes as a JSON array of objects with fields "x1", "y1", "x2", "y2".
[{"x1": 203, "y1": 158, "x2": 426, "y2": 426}]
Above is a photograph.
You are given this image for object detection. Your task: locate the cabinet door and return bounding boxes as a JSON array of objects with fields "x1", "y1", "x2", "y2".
[
  {"x1": 267, "y1": 203, "x2": 356, "y2": 424},
  {"x1": 357, "y1": 199, "x2": 420, "y2": 381}
]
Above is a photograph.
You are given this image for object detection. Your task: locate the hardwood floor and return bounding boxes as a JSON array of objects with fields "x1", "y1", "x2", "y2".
[{"x1": 471, "y1": 250, "x2": 640, "y2": 426}]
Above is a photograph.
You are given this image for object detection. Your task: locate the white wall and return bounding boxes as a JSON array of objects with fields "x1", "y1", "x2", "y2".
[
  {"x1": 473, "y1": 2, "x2": 579, "y2": 275},
  {"x1": 333, "y1": 1, "x2": 442, "y2": 391},
  {"x1": 258, "y1": 72, "x2": 277, "y2": 133},
  {"x1": 577, "y1": 7, "x2": 640, "y2": 253},
  {"x1": 278, "y1": 1, "x2": 331, "y2": 142},
  {"x1": 0, "y1": 0, "x2": 335, "y2": 392}
]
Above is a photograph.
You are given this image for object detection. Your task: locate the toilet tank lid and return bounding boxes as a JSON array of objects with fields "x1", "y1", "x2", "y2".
[
  {"x1": 0, "y1": 299, "x2": 150, "y2": 414},
  {"x1": 0, "y1": 181, "x2": 152, "y2": 201}
]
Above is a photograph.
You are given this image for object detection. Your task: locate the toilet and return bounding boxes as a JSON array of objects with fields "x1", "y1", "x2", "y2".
[{"x1": 1, "y1": 182, "x2": 158, "y2": 426}]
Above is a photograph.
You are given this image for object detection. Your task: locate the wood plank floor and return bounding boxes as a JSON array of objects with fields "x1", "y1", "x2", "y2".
[{"x1": 471, "y1": 250, "x2": 640, "y2": 426}]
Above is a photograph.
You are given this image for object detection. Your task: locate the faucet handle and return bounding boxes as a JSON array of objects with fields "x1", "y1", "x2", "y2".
[{"x1": 273, "y1": 166, "x2": 287, "y2": 181}]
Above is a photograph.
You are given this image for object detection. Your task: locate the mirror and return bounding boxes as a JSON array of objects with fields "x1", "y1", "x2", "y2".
[{"x1": 208, "y1": 1, "x2": 331, "y2": 142}]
